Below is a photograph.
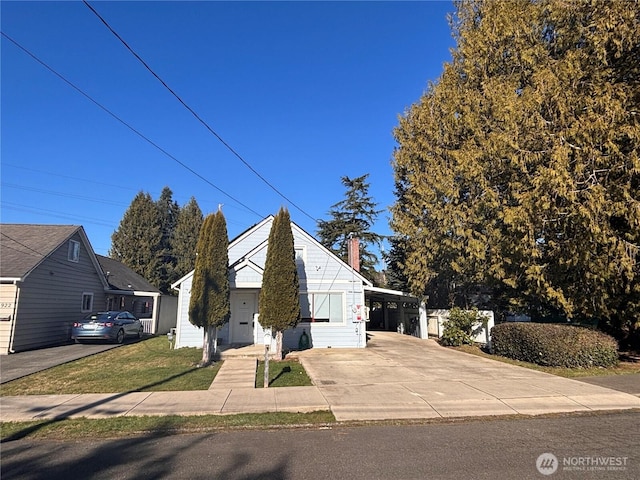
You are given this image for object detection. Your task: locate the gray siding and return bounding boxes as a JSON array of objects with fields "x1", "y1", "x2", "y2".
[{"x1": 10, "y1": 232, "x2": 107, "y2": 352}]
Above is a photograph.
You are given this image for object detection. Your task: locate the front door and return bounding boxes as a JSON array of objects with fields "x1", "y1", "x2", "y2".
[{"x1": 231, "y1": 292, "x2": 256, "y2": 344}]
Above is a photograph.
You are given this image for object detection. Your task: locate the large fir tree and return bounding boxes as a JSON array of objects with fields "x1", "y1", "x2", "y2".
[
  {"x1": 259, "y1": 208, "x2": 300, "y2": 360},
  {"x1": 317, "y1": 174, "x2": 383, "y2": 283},
  {"x1": 173, "y1": 196, "x2": 204, "y2": 281},
  {"x1": 188, "y1": 209, "x2": 230, "y2": 365},
  {"x1": 109, "y1": 191, "x2": 163, "y2": 289},
  {"x1": 156, "y1": 187, "x2": 180, "y2": 293},
  {"x1": 391, "y1": 0, "x2": 639, "y2": 346}
]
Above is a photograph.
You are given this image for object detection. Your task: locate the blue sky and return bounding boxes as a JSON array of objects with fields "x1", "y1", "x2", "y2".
[{"x1": 2, "y1": 1, "x2": 455, "y2": 258}]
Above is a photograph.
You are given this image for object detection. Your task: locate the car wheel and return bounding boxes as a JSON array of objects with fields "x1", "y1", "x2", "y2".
[
  {"x1": 116, "y1": 329, "x2": 125, "y2": 344},
  {"x1": 137, "y1": 327, "x2": 144, "y2": 339}
]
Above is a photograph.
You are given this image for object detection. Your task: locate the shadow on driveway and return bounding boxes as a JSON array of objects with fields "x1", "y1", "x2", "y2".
[{"x1": 0, "y1": 338, "x2": 146, "y2": 384}]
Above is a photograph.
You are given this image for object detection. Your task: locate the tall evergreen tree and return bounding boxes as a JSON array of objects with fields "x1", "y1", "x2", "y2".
[
  {"x1": 317, "y1": 174, "x2": 383, "y2": 283},
  {"x1": 259, "y1": 208, "x2": 300, "y2": 360},
  {"x1": 188, "y1": 209, "x2": 230, "y2": 365},
  {"x1": 109, "y1": 191, "x2": 163, "y2": 289},
  {"x1": 173, "y1": 197, "x2": 204, "y2": 281},
  {"x1": 156, "y1": 187, "x2": 180, "y2": 293},
  {"x1": 391, "y1": 0, "x2": 639, "y2": 345}
]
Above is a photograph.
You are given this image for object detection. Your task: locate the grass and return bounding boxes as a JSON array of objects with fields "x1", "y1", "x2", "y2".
[
  {"x1": 0, "y1": 336, "x2": 221, "y2": 395},
  {"x1": 255, "y1": 360, "x2": 313, "y2": 388},
  {"x1": 0, "y1": 411, "x2": 336, "y2": 441},
  {"x1": 452, "y1": 344, "x2": 640, "y2": 378}
]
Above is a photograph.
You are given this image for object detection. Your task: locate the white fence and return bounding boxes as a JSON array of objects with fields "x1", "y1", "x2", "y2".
[
  {"x1": 425, "y1": 309, "x2": 495, "y2": 345},
  {"x1": 141, "y1": 319, "x2": 154, "y2": 334}
]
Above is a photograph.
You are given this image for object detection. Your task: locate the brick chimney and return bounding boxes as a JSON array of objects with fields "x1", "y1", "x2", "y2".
[{"x1": 347, "y1": 236, "x2": 360, "y2": 272}]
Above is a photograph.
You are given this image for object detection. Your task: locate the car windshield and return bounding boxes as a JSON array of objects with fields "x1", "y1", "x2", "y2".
[{"x1": 84, "y1": 312, "x2": 117, "y2": 322}]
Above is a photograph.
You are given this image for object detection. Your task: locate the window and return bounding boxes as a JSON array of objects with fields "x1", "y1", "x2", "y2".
[
  {"x1": 68, "y1": 240, "x2": 80, "y2": 262},
  {"x1": 300, "y1": 292, "x2": 344, "y2": 323},
  {"x1": 81, "y1": 293, "x2": 93, "y2": 312}
]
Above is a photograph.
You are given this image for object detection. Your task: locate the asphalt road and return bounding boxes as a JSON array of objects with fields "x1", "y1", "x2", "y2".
[{"x1": 2, "y1": 411, "x2": 639, "y2": 480}]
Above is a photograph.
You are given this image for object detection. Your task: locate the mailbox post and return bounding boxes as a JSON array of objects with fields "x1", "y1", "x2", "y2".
[{"x1": 263, "y1": 328, "x2": 272, "y2": 388}]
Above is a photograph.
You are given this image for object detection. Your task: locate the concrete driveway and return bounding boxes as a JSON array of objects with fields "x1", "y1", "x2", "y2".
[{"x1": 293, "y1": 331, "x2": 640, "y2": 421}]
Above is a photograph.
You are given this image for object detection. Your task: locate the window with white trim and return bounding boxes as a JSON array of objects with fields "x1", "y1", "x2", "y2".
[
  {"x1": 68, "y1": 240, "x2": 80, "y2": 262},
  {"x1": 300, "y1": 292, "x2": 344, "y2": 323},
  {"x1": 81, "y1": 293, "x2": 94, "y2": 312}
]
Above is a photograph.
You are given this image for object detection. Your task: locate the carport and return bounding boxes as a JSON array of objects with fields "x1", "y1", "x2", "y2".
[{"x1": 364, "y1": 286, "x2": 421, "y2": 336}]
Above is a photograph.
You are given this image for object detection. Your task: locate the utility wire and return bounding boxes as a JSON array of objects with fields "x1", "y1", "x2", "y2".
[
  {"x1": 1, "y1": 31, "x2": 263, "y2": 219},
  {"x1": 83, "y1": 1, "x2": 318, "y2": 224}
]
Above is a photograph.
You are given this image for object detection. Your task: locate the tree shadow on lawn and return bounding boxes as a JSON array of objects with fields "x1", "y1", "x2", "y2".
[{"x1": 2, "y1": 368, "x2": 204, "y2": 442}]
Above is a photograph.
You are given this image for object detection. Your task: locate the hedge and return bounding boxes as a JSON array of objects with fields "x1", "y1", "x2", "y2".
[{"x1": 490, "y1": 322, "x2": 618, "y2": 368}]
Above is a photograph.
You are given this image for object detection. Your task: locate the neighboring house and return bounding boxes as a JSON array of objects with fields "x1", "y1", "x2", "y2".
[
  {"x1": 171, "y1": 216, "x2": 418, "y2": 350},
  {"x1": 0, "y1": 224, "x2": 177, "y2": 354},
  {"x1": 96, "y1": 255, "x2": 177, "y2": 335},
  {"x1": 0, "y1": 225, "x2": 108, "y2": 354}
]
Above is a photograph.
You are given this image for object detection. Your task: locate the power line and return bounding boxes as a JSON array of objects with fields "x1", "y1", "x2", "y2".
[
  {"x1": 83, "y1": 0, "x2": 318, "y2": 224},
  {"x1": 1, "y1": 31, "x2": 264, "y2": 219}
]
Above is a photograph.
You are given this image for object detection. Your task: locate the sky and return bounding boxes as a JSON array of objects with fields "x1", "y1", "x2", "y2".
[{"x1": 1, "y1": 1, "x2": 455, "y2": 258}]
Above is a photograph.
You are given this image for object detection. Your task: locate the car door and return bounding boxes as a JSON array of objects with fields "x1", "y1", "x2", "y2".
[{"x1": 116, "y1": 312, "x2": 131, "y2": 335}]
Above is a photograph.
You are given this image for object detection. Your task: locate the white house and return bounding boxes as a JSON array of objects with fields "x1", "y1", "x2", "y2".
[{"x1": 171, "y1": 216, "x2": 417, "y2": 350}]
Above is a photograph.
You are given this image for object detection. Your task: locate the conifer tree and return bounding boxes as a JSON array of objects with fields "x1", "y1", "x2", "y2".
[
  {"x1": 259, "y1": 208, "x2": 300, "y2": 360},
  {"x1": 173, "y1": 197, "x2": 203, "y2": 281},
  {"x1": 391, "y1": 0, "x2": 639, "y2": 346},
  {"x1": 156, "y1": 187, "x2": 180, "y2": 293},
  {"x1": 188, "y1": 209, "x2": 230, "y2": 365},
  {"x1": 317, "y1": 174, "x2": 383, "y2": 282},
  {"x1": 109, "y1": 191, "x2": 163, "y2": 289}
]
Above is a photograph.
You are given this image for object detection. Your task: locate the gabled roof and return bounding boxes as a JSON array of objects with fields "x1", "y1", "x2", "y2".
[
  {"x1": 96, "y1": 255, "x2": 160, "y2": 293},
  {"x1": 172, "y1": 215, "x2": 372, "y2": 288},
  {"x1": 0, "y1": 224, "x2": 88, "y2": 280}
]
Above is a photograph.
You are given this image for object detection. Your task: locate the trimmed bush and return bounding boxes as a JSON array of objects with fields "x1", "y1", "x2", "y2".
[
  {"x1": 490, "y1": 322, "x2": 619, "y2": 368},
  {"x1": 439, "y1": 307, "x2": 487, "y2": 347}
]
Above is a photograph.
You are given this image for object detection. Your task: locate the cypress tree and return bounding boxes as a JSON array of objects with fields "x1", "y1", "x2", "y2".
[
  {"x1": 188, "y1": 209, "x2": 230, "y2": 365},
  {"x1": 391, "y1": 0, "x2": 640, "y2": 345},
  {"x1": 259, "y1": 208, "x2": 300, "y2": 359}
]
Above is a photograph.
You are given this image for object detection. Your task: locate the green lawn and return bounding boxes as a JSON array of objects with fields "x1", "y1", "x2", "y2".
[
  {"x1": 255, "y1": 360, "x2": 313, "y2": 388},
  {"x1": 0, "y1": 336, "x2": 220, "y2": 395},
  {"x1": 1, "y1": 337, "x2": 315, "y2": 396},
  {"x1": 0, "y1": 411, "x2": 336, "y2": 441}
]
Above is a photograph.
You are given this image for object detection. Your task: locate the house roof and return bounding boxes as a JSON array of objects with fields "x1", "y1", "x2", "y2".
[
  {"x1": 171, "y1": 215, "x2": 372, "y2": 289},
  {"x1": 96, "y1": 255, "x2": 160, "y2": 294},
  {"x1": 0, "y1": 224, "x2": 83, "y2": 280}
]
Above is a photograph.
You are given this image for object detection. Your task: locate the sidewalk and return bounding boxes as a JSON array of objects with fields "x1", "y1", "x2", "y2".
[{"x1": 1, "y1": 332, "x2": 639, "y2": 422}]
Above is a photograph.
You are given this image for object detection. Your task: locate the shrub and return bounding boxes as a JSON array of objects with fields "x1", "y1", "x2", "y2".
[
  {"x1": 439, "y1": 307, "x2": 487, "y2": 347},
  {"x1": 490, "y1": 322, "x2": 619, "y2": 368}
]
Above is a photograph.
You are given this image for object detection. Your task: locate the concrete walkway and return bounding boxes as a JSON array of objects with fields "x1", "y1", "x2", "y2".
[{"x1": 1, "y1": 332, "x2": 639, "y2": 422}]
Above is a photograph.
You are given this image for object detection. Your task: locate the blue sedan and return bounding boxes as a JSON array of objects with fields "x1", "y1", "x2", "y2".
[{"x1": 72, "y1": 311, "x2": 144, "y2": 344}]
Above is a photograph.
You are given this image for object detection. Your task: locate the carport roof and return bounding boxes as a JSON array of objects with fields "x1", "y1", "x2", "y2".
[{"x1": 364, "y1": 285, "x2": 419, "y2": 304}]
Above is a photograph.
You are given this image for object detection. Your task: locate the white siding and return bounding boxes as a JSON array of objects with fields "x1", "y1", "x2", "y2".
[
  {"x1": 174, "y1": 273, "x2": 231, "y2": 349},
  {"x1": 0, "y1": 284, "x2": 18, "y2": 355},
  {"x1": 172, "y1": 218, "x2": 369, "y2": 350},
  {"x1": 174, "y1": 274, "x2": 202, "y2": 348}
]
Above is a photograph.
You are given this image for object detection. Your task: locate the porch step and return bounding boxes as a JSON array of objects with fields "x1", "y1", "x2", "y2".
[
  {"x1": 209, "y1": 358, "x2": 257, "y2": 389},
  {"x1": 216, "y1": 344, "x2": 267, "y2": 360}
]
